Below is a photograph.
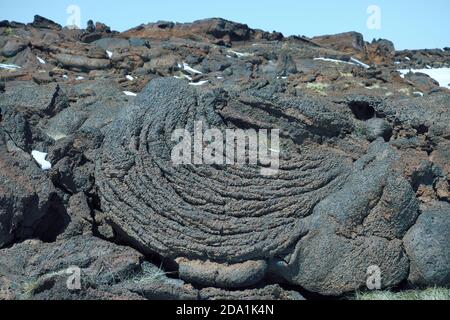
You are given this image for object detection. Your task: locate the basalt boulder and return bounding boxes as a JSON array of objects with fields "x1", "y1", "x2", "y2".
[
  {"x1": 0, "y1": 130, "x2": 69, "y2": 248},
  {"x1": 96, "y1": 78, "x2": 419, "y2": 295},
  {"x1": 1, "y1": 38, "x2": 28, "y2": 57},
  {"x1": 120, "y1": 261, "x2": 303, "y2": 300},
  {"x1": 404, "y1": 201, "x2": 450, "y2": 287},
  {"x1": 124, "y1": 18, "x2": 253, "y2": 44},
  {"x1": 0, "y1": 81, "x2": 68, "y2": 151},
  {"x1": 54, "y1": 54, "x2": 111, "y2": 71},
  {"x1": 30, "y1": 15, "x2": 62, "y2": 30},
  {"x1": 273, "y1": 141, "x2": 418, "y2": 295},
  {"x1": 0, "y1": 235, "x2": 143, "y2": 300},
  {"x1": 311, "y1": 32, "x2": 366, "y2": 55}
]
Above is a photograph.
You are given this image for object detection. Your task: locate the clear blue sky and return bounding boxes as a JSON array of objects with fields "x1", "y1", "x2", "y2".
[{"x1": 1, "y1": 0, "x2": 449, "y2": 50}]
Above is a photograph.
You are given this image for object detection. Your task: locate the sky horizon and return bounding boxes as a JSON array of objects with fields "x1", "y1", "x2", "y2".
[{"x1": 1, "y1": 0, "x2": 449, "y2": 50}]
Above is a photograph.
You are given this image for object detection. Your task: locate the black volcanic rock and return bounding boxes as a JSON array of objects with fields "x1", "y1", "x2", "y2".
[
  {"x1": 96, "y1": 78, "x2": 351, "y2": 264},
  {"x1": 404, "y1": 202, "x2": 450, "y2": 287},
  {"x1": 274, "y1": 141, "x2": 417, "y2": 295},
  {"x1": 54, "y1": 54, "x2": 111, "y2": 70},
  {"x1": 30, "y1": 15, "x2": 62, "y2": 30},
  {"x1": 0, "y1": 235, "x2": 143, "y2": 299},
  {"x1": 123, "y1": 18, "x2": 282, "y2": 45},
  {"x1": 86, "y1": 20, "x2": 95, "y2": 33},
  {"x1": 0, "y1": 20, "x2": 10, "y2": 28},
  {"x1": 96, "y1": 78, "x2": 422, "y2": 295},
  {"x1": 1, "y1": 38, "x2": 28, "y2": 57},
  {"x1": 203, "y1": 18, "x2": 251, "y2": 41},
  {"x1": 0, "y1": 130, "x2": 69, "y2": 248},
  {"x1": 311, "y1": 31, "x2": 366, "y2": 54},
  {"x1": 1, "y1": 15, "x2": 450, "y2": 300}
]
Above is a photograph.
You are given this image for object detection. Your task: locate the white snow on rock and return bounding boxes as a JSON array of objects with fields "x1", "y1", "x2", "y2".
[
  {"x1": 350, "y1": 57, "x2": 370, "y2": 69},
  {"x1": 189, "y1": 80, "x2": 209, "y2": 86},
  {"x1": 398, "y1": 70, "x2": 408, "y2": 78},
  {"x1": 398, "y1": 68, "x2": 450, "y2": 89},
  {"x1": 179, "y1": 62, "x2": 203, "y2": 75},
  {"x1": 413, "y1": 91, "x2": 424, "y2": 97},
  {"x1": 36, "y1": 56, "x2": 46, "y2": 64},
  {"x1": 227, "y1": 49, "x2": 253, "y2": 58},
  {"x1": 62, "y1": 75, "x2": 68, "y2": 79},
  {"x1": 76, "y1": 76, "x2": 84, "y2": 80},
  {"x1": 106, "y1": 50, "x2": 113, "y2": 59},
  {"x1": 123, "y1": 91, "x2": 137, "y2": 96},
  {"x1": 314, "y1": 57, "x2": 370, "y2": 68},
  {"x1": 174, "y1": 74, "x2": 193, "y2": 81},
  {"x1": 0, "y1": 63, "x2": 21, "y2": 70},
  {"x1": 314, "y1": 57, "x2": 351, "y2": 64},
  {"x1": 126, "y1": 75, "x2": 134, "y2": 81},
  {"x1": 405, "y1": 57, "x2": 411, "y2": 61},
  {"x1": 31, "y1": 150, "x2": 51, "y2": 170}
]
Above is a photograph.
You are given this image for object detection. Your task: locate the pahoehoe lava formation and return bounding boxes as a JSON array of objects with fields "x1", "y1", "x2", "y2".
[
  {"x1": 96, "y1": 78, "x2": 351, "y2": 263},
  {"x1": 96, "y1": 78, "x2": 419, "y2": 294}
]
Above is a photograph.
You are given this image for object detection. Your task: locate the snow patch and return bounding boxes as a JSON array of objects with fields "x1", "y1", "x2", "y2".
[
  {"x1": 350, "y1": 57, "x2": 370, "y2": 69},
  {"x1": 0, "y1": 63, "x2": 21, "y2": 70},
  {"x1": 31, "y1": 150, "x2": 51, "y2": 170},
  {"x1": 398, "y1": 68, "x2": 450, "y2": 89},
  {"x1": 76, "y1": 76, "x2": 84, "y2": 80},
  {"x1": 123, "y1": 91, "x2": 137, "y2": 96},
  {"x1": 227, "y1": 49, "x2": 253, "y2": 58},
  {"x1": 106, "y1": 50, "x2": 113, "y2": 59},
  {"x1": 36, "y1": 56, "x2": 46, "y2": 64},
  {"x1": 179, "y1": 62, "x2": 203, "y2": 75},
  {"x1": 189, "y1": 80, "x2": 209, "y2": 86},
  {"x1": 126, "y1": 75, "x2": 134, "y2": 81},
  {"x1": 314, "y1": 57, "x2": 370, "y2": 68},
  {"x1": 174, "y1": 74, "x2": 193, "y2": 81},
  {"x1": 314, "y1": 57, "x2": 351, "y2": 64},
  {"x1": 398, "y1": 70, "x2": 408, "y2": 78},
  {"x1": 47, "y1": 132, "x2": 67, "y2": 141}
]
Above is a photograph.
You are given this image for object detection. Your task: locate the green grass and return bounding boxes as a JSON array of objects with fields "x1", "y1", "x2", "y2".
[
  {"x1": 306, "y1": 82, "x2": 329, "y2": 96},
  {"x1": 3, "y1": 27, "x2": 14, "y2": 36},
  {"x1": 129, "y1": 263, "x2": 176, "y2": 285},
  {"x1": 353, "y1": 287, "x2": 450, "y2": 300}
]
